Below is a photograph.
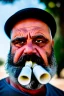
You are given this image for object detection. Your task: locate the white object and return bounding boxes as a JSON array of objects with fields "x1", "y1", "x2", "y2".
[
  {"x1": 33, "y1": 64, "x2": 51, "y2": 84},
  {"x1": 18, "y1": 61, "x2": 32, "y2": 85}
]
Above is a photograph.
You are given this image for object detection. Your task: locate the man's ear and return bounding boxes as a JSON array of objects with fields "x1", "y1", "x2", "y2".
[{"x1": 52, "y1": 40, "x2": 54, "y2": 47}]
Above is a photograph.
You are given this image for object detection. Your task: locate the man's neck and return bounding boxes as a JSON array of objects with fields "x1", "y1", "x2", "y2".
[{"x1": 6, "y1": 77, "x2": 46, "y2": 96}]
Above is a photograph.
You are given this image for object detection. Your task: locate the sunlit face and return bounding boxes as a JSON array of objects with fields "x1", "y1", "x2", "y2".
[
  {"x1": 6, "y1": 18, "x2": 56, "y2": 90},
  {"x1": 11, "y1": 18, "x2": 53, "y2": 65}
]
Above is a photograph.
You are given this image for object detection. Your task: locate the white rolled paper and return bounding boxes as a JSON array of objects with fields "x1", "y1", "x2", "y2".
[
  {"x1": 25, "y1": 61, "x2": 32, "y2": 67},
  {"x1": 33, "y1": 64, "x2": 51, "y2": 84},
  {"x1": 18, "y1": 61, "x2": 32, "y2": 85}
]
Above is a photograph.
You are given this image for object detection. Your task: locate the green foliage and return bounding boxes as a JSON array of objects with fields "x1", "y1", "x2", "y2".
[
  {"x1": 54, "y1": 36, "x2": 64, "y2": 63},
  {"x1": 0, "y1": 58, "x2": 4, "y2": 66},
  {"x1": 40, "y1": 0, "x2": 64, "y2": 16}
]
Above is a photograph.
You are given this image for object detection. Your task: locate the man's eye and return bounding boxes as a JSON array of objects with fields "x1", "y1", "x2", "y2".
[
  {"x1": 35, "y1": 39, "x2": 44, "y2": 43},
  {"x1": 34, "y1": 39, "x2": 48, "y2": 47},
  {"x1": 13, "y1": 41, "x2": 26, "y2": 47}
]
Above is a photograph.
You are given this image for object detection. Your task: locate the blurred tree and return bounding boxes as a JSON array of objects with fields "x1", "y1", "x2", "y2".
[
  {"x1": 40, "y1": 0, "x2": 64, "y2": 78},
  {"x1": 40, "y1": 0, "x2": 64, "y2": 15},
  {"x1": 0, "y1": 58, "x2": 4, "y2": 66}
]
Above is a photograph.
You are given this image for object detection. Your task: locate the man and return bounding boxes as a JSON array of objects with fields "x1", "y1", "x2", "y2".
[{"x1": 0, "y1": 8, "x2": 64, "y2": 96}]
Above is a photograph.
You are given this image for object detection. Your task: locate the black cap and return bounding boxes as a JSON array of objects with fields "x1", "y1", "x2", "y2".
[{"x1": 4, "y1": 8, "x2": 56, "y2": 38}]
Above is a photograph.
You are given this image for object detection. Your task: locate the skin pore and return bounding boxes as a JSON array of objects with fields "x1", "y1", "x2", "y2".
[{"x1": 6, "y1": 18, "x2": 56, "y2": 95}]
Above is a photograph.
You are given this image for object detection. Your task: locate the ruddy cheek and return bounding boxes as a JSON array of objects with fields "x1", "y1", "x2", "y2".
[
  {"x1": 11, "y1": 45, "x2": 19, "y2": 54},
  {"x1": 43, "y1": 44, "x2": 52, "y2": 56},
  {"x1": 13, "y1": 47, "x2": 25, "y2": 63},
  {"x1": 35, "y1": 46, "x2": 48, "y2": 66}
]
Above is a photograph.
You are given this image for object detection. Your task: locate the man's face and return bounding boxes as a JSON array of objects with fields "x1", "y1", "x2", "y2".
[{"x1": 6, "y1": 18, "x2": 57, "y2": 89}]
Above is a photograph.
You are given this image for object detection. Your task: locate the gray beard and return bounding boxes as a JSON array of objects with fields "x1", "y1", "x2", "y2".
[{"x1": 5, "y1": 49, "x2": 57, "y2": 90}]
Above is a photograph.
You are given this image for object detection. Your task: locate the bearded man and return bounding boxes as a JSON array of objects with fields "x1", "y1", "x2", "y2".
[{"x1": 0, "y1": 8, "x2": 64, "y2": 96}]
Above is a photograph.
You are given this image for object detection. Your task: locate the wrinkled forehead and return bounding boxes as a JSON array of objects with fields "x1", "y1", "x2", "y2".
[{"x1": 11, "y1": 18, "x2": 52, "y2": 39}]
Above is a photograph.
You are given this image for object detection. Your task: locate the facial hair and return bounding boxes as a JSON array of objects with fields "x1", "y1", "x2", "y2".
[{"x1": 5, "y1": 48, "x2": 57, "y2": 89}]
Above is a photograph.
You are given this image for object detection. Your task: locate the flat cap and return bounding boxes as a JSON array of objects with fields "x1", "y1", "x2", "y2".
[{"x1": 4, "y1": 8, "x2": 56, "y2": 38}]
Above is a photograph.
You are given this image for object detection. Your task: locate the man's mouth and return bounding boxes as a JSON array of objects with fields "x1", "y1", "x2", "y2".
[
  {"x1": 17, "y1": 60, "x2": 44, "y2": 89},
  {"x1": 18, "y1": 61, "x2": 51, "y2": 89},
  {"x1": 14, "y1": 54, "x2": 46, "y2": 69}
]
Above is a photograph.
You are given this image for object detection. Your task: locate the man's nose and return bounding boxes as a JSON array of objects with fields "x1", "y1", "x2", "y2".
[{"x1": 24, "y1": 43, "x2": 35, "y2": 54}]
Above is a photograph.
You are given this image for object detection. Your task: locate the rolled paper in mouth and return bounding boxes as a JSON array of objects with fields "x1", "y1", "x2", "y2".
[
  {"x1": 33, "y1": 64, "x2": 51, "y2": 84},
  {"x1": 18, "y1": 61, "x2": 32, "y2": 85}
]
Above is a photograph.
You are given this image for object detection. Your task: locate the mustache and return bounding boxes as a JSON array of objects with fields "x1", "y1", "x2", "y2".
[
  {"x1": 15, "y1": 54, "x2": 45, "y2": 67},
  {"x1": 16, "y1": 54, "x2": 45, "y2": 67},
  {"x1": 8, "y1": 53, "x2": 45, "y2": 68}
]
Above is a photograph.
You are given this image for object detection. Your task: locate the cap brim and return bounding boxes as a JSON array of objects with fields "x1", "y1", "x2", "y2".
[{"x1": 4, "y1": 8, "x2": 56, "y2": 38}]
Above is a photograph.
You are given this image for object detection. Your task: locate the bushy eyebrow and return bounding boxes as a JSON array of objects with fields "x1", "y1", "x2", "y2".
[
  {"x1": 11, "y1": 37, "x2": 27, "y2": 43},
  {"x1": 11, "y1": 35, "x2": 49, "y2": 43},
  {"x1": 32, "y1": 35, "x2": 49, "y2": 41}
]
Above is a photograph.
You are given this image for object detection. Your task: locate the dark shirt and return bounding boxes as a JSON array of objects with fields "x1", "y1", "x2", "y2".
[{"x1": 0, "y1": 78, "x2": 64, "y2": 96}]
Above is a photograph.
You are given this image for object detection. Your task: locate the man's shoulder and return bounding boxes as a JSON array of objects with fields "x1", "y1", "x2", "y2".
[
  {"x1": 0, "y1": 78, "x2": 29, "y2": 96},
  {"x1": 0, "y1": 78, "x2": 7, "y2": 87},
  {"x1": 0, "y1": 78, "x2": 5, "y2": 83},
  {"x1": 46, "y1": 83, "x2": 64, "y2": 96}
]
